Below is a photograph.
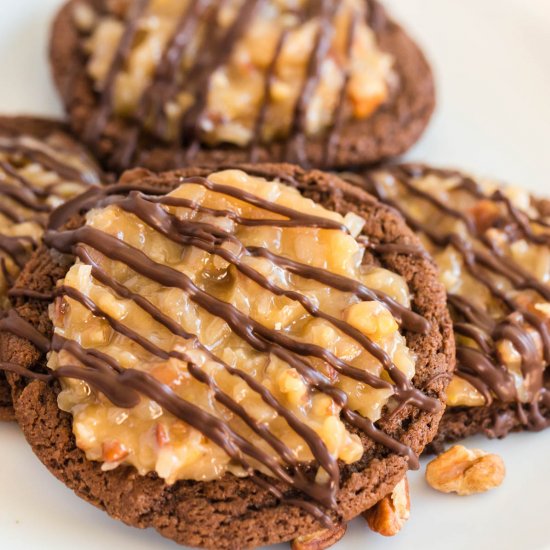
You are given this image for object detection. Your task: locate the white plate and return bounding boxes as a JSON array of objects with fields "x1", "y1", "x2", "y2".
[{"x1": 1, "y1": 1, "x2": 550, "y2": 549}]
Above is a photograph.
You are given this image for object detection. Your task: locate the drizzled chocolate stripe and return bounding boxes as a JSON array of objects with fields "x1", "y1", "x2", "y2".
[
  {"x1": 94, "y1": 191, "x2": 427, "y2": 399},
  {"x1": 45, "y1": 224, "x2": 427, "y2": 408},
  {"x1": 48, "y1": 177, "x2": 428, "y2": 333},
  {"x1": 180, "y1": 0, "x2": 260, "y2": 157},
  {"x1": 286, "y1": 0, "x2": 337, "y2": 166},
  {"x1": 0, "y1": 235, "x2": 35, "y2": 269},
  {"x1": 60, "y1": 282, "x2": 339, "y2": 508},
  {"x1": 389, "y1": 169, "x2": 550, "y2": 302},
  {"x1": 8, "y1": 288, "x2": 54, "y2": 300},
  {"x1": 0, "y1": 200, "x2": 25, "y2": 224},
  {"x1": 0, "y1": 138, "x2": 97, "y2": 186},
  {"x1": 0, "y1": 309, "x2": 51, "y2": 352},
  {"x1": 0, "y1": 160, "x2": 51, "y2": 202},
  {"x1": 2, "y1": 173, "x2": 435, "y2": 523},
  {"x1": 85, "y1": 0, "x2": 150, "y2": 142},
  {"x1": 359, "y1": 237, "x2": 431, "y2": 259},
  {"x1": 83, "y1": 0, "x2": 382, "y2": 168},
  {"x1": 145, "y1": 0, "x2": 212, "y2": 131},
  {"x1": 113, "y1": 0, "x2": 219, "y2": 167},
  {"x1": 247, "y1": 247, "x2": 428, "y2": 332},
  {"x1": 0, "y1": 133, "x2": 100, "y2": 280},
  {"x1": 185, "y1": 175, "x2": 349, "y2": 231},
  {"x1": 0, "y1": 181, "x2": 51, "y2": 213},
  {"x1": 362, "y1": 165, "x2": 550, "y2": 430}
]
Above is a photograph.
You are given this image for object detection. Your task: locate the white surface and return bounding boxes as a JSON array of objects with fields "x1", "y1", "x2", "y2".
[{"x1": 0, "y1": 1, "x2": 550, "y2": 549}]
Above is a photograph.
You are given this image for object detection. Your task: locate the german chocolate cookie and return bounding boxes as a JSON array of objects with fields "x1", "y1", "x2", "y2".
[
  {"x1": 50, "y1": 0, "x2": 435, "y2": 173},
  {"x1": 348, "y1": 164, "x2": 550, "y2": 447},
  {"x1": 0, "y1": 115, "x2": 102, "y2": 421},
  {"x1": 1, "y1": 164, "x2": 453, "y2": 549}
]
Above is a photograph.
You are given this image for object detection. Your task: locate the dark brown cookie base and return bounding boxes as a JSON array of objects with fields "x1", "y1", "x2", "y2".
[
  {"x1": 50, "y1": 1, "x2": 435, "y2": 173},
  {"x1": 0, "y1": 116, "x2": 65, "y2": 422},
  {"x1": 342, "y1": 164, "x2": 550, "y2": 451},
  {"x1": 0, "y1": 115, "x2": 68, "y2": 138},
  {"x1": 0, "y1": 115, "x2": 103, "y2": 421},
  {"x1": 0, "y1": 375, "x2": 14, "y2": 421},
  {"x1": 4, "y1": 164, "x2": 454, "y2": 549},
  {"x1": 427, "y1": 378, "x2": 550, "y2": 454}
]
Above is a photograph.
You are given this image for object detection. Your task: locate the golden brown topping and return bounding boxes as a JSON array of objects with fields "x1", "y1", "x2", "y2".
[
  {"x1": 50, "y1": 169, "x2": 416, "y2": 485},
  {"x1": 85, "y1": 0, "x2": 393, "y2": 147},
  {"x1": 291, "y1": 524, "x2": 347, "y2": 550},
  {"x1": 0, "y1": 132, "x2": 100, "y2": 307},
  {"x1": 105, "y1": 0, "x2": 132, "y2": 18},
  {"x1": 363, "y1": 477, "x2": 410, "y2": 536},
  {"x1": 368, "y1": 166, "x2": 550, "y2": 412},
  {"x1": 425, "y1": 445, "x2": 506, "y2": 496},
  {"x1": 445, "y1": 376, "x2": 485, "y2": 408},
  {"x1": 72, "y1": 2, "x2": 97, "y2": 33}
]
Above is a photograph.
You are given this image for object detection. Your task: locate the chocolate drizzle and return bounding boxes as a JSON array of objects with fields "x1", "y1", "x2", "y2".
[
  {"x1": 0, "y1": 137, "x2": 98, "y2": 186},
  {"x1": 360, "y1": 164, "x2": 550, "y2": 432},
  {"x1": 285, "y1": 0, "x2": 337, "y2": 166},
  {"x1": 180, "y1": 0, "x2": 261, "y2": 160},
  {"x1": 84, "y1": 0, "x2": 150, "y2": 144},
  {"x1": 81, "y1": 0, "x2": 387, "y2": 169},
  {"x1": 1, "y1": 172, "x2": 437, "y2": 524},
  {"x1": 0, "y1": 132, "x2": 100, "y2": 284}
]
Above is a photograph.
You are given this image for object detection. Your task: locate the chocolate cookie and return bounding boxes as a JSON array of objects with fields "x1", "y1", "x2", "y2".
[
  {"x1": 50, "y1": 0, "x2": 435, "y2": 173},
  {"x1": 0, "y1": 378, "x2": 13, "y2": 421},
  {"x1": 1, "y1": 164, "x2": 453, "y2": 548},
  {"x1": 0, "y1": 115, "x2": 103, "y2": 421},
  {"x1": 347, "y1": 164, "x2": 550, "y2": 448}
]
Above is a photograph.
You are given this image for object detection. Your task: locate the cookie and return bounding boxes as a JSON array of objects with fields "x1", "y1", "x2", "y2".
[
  {"x1": 348, "y1": 164, "x2": 550, "y2": 447},
  {"x1": 50, "y1": 0, "x2": 435, "y2": 173},
  {"x1": 0, "y1": 115, "x2": 103, "y2": 421},
  {"x1": 0, "y1": 378, "x2": 14, "y2": 421},
  {"x1": 1, "y1": 164, "x2": 453, "y2": 548}
]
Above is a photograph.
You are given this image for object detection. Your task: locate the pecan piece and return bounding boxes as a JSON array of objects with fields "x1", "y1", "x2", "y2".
[
  {"x1": 291, "y1": 524, "x2": 347, "y2": 550},
  {"x1": 363, "y1": 477, "x2": 410, "y2": 537},
  {"x1": 426, "y1": 445, "x2": 505, "y2": 496}
]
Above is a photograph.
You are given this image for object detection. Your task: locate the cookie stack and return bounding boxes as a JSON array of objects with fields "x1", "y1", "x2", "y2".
[{"x1": 0, "y1": 2, "x2": 547, "y2": 549}]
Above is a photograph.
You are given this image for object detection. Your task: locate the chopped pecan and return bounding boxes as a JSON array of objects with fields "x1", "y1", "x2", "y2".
[
  {"x1": 291, "y1": 524, "x2": 347, "y2": 550},
  {"x1": 426, "y1": 445, "x2": 505, "y2": 496},
  {"x1": 363, "y1": 477, "x2": 410, "y2": 536}
]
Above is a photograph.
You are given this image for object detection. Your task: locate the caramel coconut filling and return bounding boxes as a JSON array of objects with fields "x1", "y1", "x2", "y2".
[
  {"x1": 46, "y1": 169, "x2": 419, "y2": 485},
  {"x1": 76, "y1": 0, "x2": 393, "y2": 151},
  {"x1": 0, "y1": 166, "x2": 441, "y2": 521},
  {"x1": 361, "y1": 165, "x2": 550, "y2": 425},
  {"x1": 0, "y1": 132, "x2": 101, "y2": 308}
]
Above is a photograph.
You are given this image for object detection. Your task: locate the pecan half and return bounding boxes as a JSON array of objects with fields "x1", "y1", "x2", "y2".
[{"x1": 363, "y1": 477, "x2": 410, "y2": 537}]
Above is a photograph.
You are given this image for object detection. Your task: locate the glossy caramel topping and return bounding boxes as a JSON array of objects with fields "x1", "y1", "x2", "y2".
[
  {"x1": 0, "y1": 129, "x2": 101, "y2": 307},
  {"x1": 1, "y1": 168, "x2": 436, "y2": 524},
  {"x1": 77, "y1": 0, "x2": 393, "y2": 167},
  {"x1": 354, "y1": 165, "x2": 550, "y2": 432}
]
